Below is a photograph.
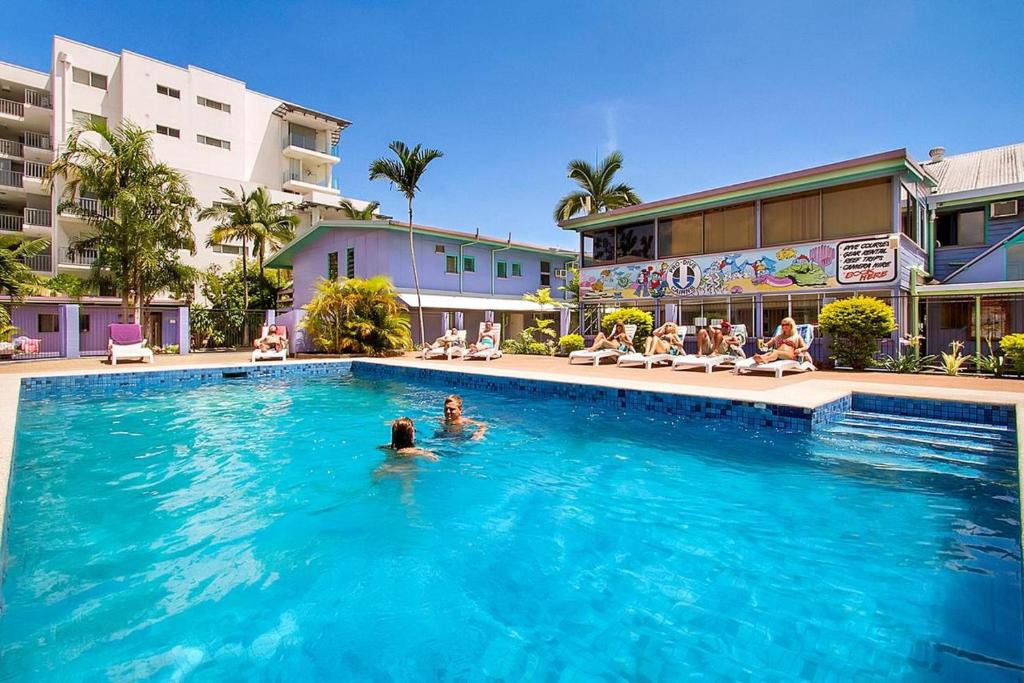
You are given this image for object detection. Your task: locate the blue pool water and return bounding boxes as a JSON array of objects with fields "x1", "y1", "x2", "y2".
[{"x1": 2, "y1": 370, "x2": 1021, "y2": 681}]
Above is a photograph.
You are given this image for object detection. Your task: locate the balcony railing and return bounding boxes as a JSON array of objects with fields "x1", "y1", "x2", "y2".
[
  {"x1": 60, "y1": 245, "x2": 99, "y2": 266},
  {"x1": 23, "y1": 161, "x2": 48, "y2": 179},
  {"x1": 283, "y1": 170, "x2": 331, "y2": 188},
  {"x1": 0, "y1": 97, "x2": 25, "y2": 118},
  {"x1": 0, "y1": 213, "x2": 23, "y2": 232},
  {"x1": 24, "y1": 90, "x2": 52, "y2": 109},
  {"x1": 0, "y1": 138, "x2": 23, "y2": 157},
  {"x1": 0, "y1": 170, "x2": 23, "y2": 188},
  {"x1": 24, "y1": 208, "x2": 52, "y2": 227},
  {"x1": 67, "y1": 196, "x2": 113, "y2": 218},
  {"x1": 21, "y1": 131, "x2": 51, "y2": 150},
  {"x1": 17, "y1": 252, "x2": 51, "y2": 272},
  {"x1": 283, "y1": 133, "x2": 332, "y2": 155}
]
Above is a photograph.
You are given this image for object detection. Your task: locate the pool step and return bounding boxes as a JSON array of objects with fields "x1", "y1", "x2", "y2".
[{"x1": 843, "y1": 411, "x2": 1015, "y2": 440}]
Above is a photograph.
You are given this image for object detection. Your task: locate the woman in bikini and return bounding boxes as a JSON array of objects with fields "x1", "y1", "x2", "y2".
[
  {"x1": 587, "y1": 322, "x2": 634, "y2": 353},
  {"x1": 645, "y1": 322, "x2": 685, "y2": 356},
  {"x1": 753, "y1": 317, "x2": 807, "y2": 364}
]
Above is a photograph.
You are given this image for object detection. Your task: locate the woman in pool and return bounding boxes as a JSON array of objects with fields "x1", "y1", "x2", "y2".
[
  {"x1": 644, "y1": 322, "x2": 685, "y2": 356},
  {"x1": 753, "y1": 317, "x2": 807, "y2": 364},
  {"x1": 587, "y1": 322, "x2": 634, "y2": 353},
  {"x1": 380, "y1": 417, "x2": 437, "y2": 460}
]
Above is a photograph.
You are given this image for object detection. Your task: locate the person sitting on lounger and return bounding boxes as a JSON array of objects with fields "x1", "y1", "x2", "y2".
[
  {"x1": 429, "y1": 328, "x2": 462, "y2": 351},
  {"x1": 587, "y1": 322, "x2": 634, "y2": 353},
  {"x1": 696, "y1": 321, "x2": 729, "y2": 356},
  {"x1": 468, "y1": 321, "x2": 499, "y2": 353},
  {"x1": 257, "y1": 325, "x2": 285, "y2": 352},
  {"x1": 753, "y1": 317, "x2": 807, "y2": 364},
  {"x1": 380, "y1": 417, "x2": 437, "y2": 460},
  {"x1": 441, "y1": 394, "x2": 487, "y2": 440},
  {"x1": 645, "y1": 322, "x2": 685, "y2": 356}
]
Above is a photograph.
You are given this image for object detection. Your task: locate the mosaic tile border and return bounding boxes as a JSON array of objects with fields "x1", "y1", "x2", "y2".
[
  {"x1": 351, "y1": 361, "x2": 847, "y2": 433},
  {"x1": 852, "y1": 393, "x2": 1017, "y2": 428},
  {"x1": 19, "y1": 361, "x2": 353, "y2": 399}
]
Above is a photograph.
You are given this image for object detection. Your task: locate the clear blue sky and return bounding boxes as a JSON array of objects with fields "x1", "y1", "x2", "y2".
[{"x1": 5, "y1": 1, "x2": 1022, "y2": 248}]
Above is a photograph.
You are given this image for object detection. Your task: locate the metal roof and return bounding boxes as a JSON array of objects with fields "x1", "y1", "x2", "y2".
[{"x1": 922, "y1": 142, "x2": 1024, "y2": 196}]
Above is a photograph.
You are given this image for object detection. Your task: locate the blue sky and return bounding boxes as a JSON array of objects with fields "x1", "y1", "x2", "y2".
[{"x1": 5, "y1": 1, "x2": 1022, "y2": 248}]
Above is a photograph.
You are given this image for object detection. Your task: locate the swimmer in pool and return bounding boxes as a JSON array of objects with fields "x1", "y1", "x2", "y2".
[
  {"x1": 378, "y1": 417, "x2": 437, "y2": 460},
  {"x1": 441, "y1": 394, "x2": 487, "y2": 440}
]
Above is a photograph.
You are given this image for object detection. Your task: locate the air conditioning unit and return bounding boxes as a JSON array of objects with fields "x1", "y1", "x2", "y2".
[
  {"x1": 991, "y1": 199, "x2": 1018, "y2": 219},
  {"x1": 554, "y1": 268, "x2": 568, "y2": 279}
]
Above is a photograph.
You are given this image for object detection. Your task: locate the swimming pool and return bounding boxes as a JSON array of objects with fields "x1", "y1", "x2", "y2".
[{"x1": 1, "y1": 365, "x2": 1021, "y2": 680}]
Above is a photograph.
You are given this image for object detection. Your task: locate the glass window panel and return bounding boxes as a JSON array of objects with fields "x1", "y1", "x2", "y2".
[
  {"x1": 72, "y1": 67, "x2": 89, "y2": 85},
  {"x1": 511, "y1": 263, "x2": 522, "y2": 277},
  {"x1": 822, "y1": 179, "x2": 892, "y2": 239},
  {"x1": 900, "y1": 186, "x2": 918, "y2": 241},
  {"x1": 581, "y1": 234, "x2": 594, "y2": 267},
  {"x1": 677, "y1": 301, "x2": 702, "y2": 335},
  {"x1": 616, "y1": 221, "x2": 654, "y2": 263},
  {"x1": 789, "y1": 294, "x2": 821, "y2": 326},
  {"x1": 346, "y1": 247, "x2": 355, "y2": 278},
  {"x1": 591, "y1": 229, "x2": 615, "y2": 265},
  {"x1": 702, "y1": 298, "x2": 728, "y2": 326},
  {"x1": 1007, "y1": 243, "x2": 1024, "y2": 280},
  {"x1": 762, "y1": 193, "x2": 821, "y2": 246},
  {"x1": 727, "y1": 296, "x2": 755, "y2": 339},
  {"x1": 445, "y1": 255, "x2": 458, "y2": 273},
  {"x1": 658, "y1": 213, "x2": 703, "y2": 257},
  {"x1": 704, "y1": 204, "x2": 755, "y2": 253},
  {"x1": 91, "y1": 73, "x2": 107, "y2": 90},
  {"x1": 464, "y1": 256, "x2": 476, "y2": 273},
  {"x1": 957, "y1": 210, "x2": 985, "y2": 246},
  {"x1": 497, "y1": 261, "x2": 508, "y2": 278},
  {"x1": 327, "y1": 251, "x2": 338, "y2": 279},
  {"x1": 761, "y1": 295, "x2": 790, "y2": 337}
]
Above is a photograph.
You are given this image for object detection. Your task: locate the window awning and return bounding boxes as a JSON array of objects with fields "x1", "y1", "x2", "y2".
[{"x1": 397, "y1": 293, "x2": 561, "y2": 312}]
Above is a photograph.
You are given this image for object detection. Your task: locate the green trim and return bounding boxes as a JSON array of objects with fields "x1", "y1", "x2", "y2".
[
  {"x1": 936, "y1": 190, "x2": 1024, "y2": 209},
  {"x1": 915, "y1": 285, "x2": 1024, "y2": 297},
  {"x1": 563, "y1": 161, "x2": 907, "y2": 231}
]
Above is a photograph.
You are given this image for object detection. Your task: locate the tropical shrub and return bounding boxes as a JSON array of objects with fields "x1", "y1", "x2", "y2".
[
  {"x1": 601, "y1": 308, "x2": 653, "y2": 350},
  {"x1": 1000, "y1": 333, "x2": 1024, "y2": 373},
  {"x1": 818, "y1": 296, "x2": 896, "y2": 370},
  {"x1": 502, "y1": 317, "x2": 558, "y2": 355},
  {"x1": 526, "y1": 342, "x2": 550, "y2": 355},
  {"x1": 936, "y1": 340, "x2": 969, "y2": 376},
  {"x1": 45, "y1": 273, "x2": 90, "y2": 297},
  {"x1": 559, "y1": 334, "x2": 585, "y2": 353},
  {"x1": 879, "y1": 352, "x2": 936, "y2": 374},
  {"x1": 975, "y1": 338, "x2": 1005, "y2": 376},
  {"x1": 300, "y1": 275, "x2": 411, "y2": 356}
]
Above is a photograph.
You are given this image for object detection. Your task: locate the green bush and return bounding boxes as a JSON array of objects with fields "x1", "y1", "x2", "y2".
[
  {"x1": 45, "y1": 273, "x2": 90, "y2": 297},
  {"x1": 818, "y1": 296, "x2": 896, "y2": 370},
  {"x1": 526, "y1": 341, "x2": 551, "y2": 356},
  {"x1": 601, "y1": 308, "x2": 653, "y2": 349},
  {"x1": 558, "y1": 333, "x2": 584, "y2": 353},
  {"x1": 1000, "y1": 333, "x2": 1024, "y2": 373}
]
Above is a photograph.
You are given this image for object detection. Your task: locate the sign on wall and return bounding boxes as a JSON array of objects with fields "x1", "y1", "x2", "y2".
[{"x1": 579, "y1": 234, "x2": 898, "y2": 300}]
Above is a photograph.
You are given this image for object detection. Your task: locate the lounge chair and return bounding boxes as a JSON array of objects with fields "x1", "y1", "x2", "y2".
[
  {"x1": 733, "y1": 324, "x2": 816, "y2": 378},
  {"x1": 108, "y1": 323, "x2": 154, "y2": 365},
  {"x1": 252, "y1": 325, "x2": 288, "y2": 362},
  {"x1": 568, "y1": 324, "x2": 638, "y2": 366},
  {"x1": 422, "y1": 330, "x2": 468, "y2": 360},
  {"x1": 617, "y1": 330, "x2": 688, "y2": 368},
  {"x1": 464, "y1": 323, "x2": 502, "y2": 361},
  {"x1": 672, "y1": 324, "x2": 748, "y2": 373}
]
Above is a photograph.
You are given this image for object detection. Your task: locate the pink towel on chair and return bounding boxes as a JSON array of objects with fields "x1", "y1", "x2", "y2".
[{"x1": 109, "y1": 323, "x2": 143, "y2": 345}]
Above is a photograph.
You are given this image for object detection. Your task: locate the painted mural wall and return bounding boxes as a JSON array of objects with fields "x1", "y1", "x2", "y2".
[{"x1": 579, "y1": 234, "x2": 900, "y2": 300}]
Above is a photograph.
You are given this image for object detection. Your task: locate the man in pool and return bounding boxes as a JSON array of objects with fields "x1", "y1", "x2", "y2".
[{"x1": 441, "y1": 394, "x2": 487, "y2": 440}]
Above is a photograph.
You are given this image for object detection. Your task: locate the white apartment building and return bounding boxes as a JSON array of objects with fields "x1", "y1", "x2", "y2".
[{"x1": 0, "y1": 36, "x2": 362, "y2": 285}]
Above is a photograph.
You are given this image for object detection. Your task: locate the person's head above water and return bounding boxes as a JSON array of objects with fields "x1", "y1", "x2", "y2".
[
  {"x1": 444, "y1": 394, "x2": 463, "y2": 422},
  {"x1": 391, "y1": 417, "x2": 416, "y2": 449}
]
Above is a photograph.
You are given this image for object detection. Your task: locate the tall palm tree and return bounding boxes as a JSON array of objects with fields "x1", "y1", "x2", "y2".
[
  {"x1": 198, "y1": 186, "x2": 298, "y2": 310},
  {"x1": 46, "y1": 120, "x2": 197, "y2": 322},
  {"x1": 369, "y1": 141, "x2": 443, "y2": 348},
  {"x1": 553, "y1": 151, "x2": 641, "y2": 222},
  {"x1": 338, "y1": 198, "x2": 381, "y2": 221}
]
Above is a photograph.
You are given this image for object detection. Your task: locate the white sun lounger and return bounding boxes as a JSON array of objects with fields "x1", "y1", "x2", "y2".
[
  {"x1": 422, "y1": 330, "x2": 468, "y2": 359},
  {"x1": 568, "y1": 324, "x2": 638, "y2": 366},
  {"x1": 734, "y1": 324, "x2": 816, "y2": 378},
  {"x1": 617, "y1": 352, "x2": 676, "y2": 369},
  {"x1": 671, "y1": 354, "x2": 735, "y2": 373},
  {"x1": 464, "y1": 323, "x2": 502, "y2": 361},
  {"x1": 108, "y1": 323, "x2": 154, "y2": 366},
  {"x1": 251, "y1": 325, "x2": 289, "y2": 362}
]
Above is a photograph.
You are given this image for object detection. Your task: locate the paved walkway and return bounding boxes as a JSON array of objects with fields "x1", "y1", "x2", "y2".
[{"x1": 0, "y1": 351, "x2": 318, "y2": 376}]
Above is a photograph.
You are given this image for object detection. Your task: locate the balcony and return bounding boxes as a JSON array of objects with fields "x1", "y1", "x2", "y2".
[
  {"x1": 282, "y1": 170, "x2": 340, "y2": 196},
  {"x1": 62, "y1": 196, "x2": 113, "y2": 220},
  {"x1": 59, "y1": 245, "x2": 99, "y2": 268},
  {"x1": 0, "y1": 169, "x2": 23, "y2": 189},
  {"x1": 24, "y1": 90, "x2": 52, "y2": 109},
  {"x1": 20, "y1": 131, "x2": 52, "y2": 162},
  {"x1": 0, "y1": 138, "x2": 23, "y2": 159},
  {"x1": 0, "y1": 97, "x2": 25, "y2": 119},
  {"x1": 24, "y1": 208, "x2": 52, "y2": 227},
  {"x1": 0, "y1": 213, "x2": 23, "y2": 233},
  {"x1": 282, "y1": 133, "x2": 339, "y2": 164},
  {"x1": 22, "y1": 161, "x2": 49, "y2": 195},
  {"x1": 17, "y1": 252, "x2": 51, "y2": 273}
]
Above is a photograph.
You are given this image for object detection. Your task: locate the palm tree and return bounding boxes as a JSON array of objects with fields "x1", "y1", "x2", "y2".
[
  {"x1": 338, "y1": 198, "x2": 381, "y2": 221},
  {"x1": 46, "y1": 120, "x2": 197, "y2": 323},
  {"x1": 553, "y1": 151, "x2": 641, "y2": 222},
  {"x1": 0, "y1": 236, "x2": 50, "y2": 341},
  {"x1": 198, "y1": 186, "x2": 298, "y2": 310},
  {"x1": 369, "y1": 141, "x2": 443, "y2": 347},
  {"x1": 299, "y1": 275, "x2": 410, "y2": 355}
]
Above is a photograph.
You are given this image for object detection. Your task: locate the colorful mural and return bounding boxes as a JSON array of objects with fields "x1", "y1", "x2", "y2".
[{"x1": 579, "y1": 235, "x2": 897, "y2": 300}]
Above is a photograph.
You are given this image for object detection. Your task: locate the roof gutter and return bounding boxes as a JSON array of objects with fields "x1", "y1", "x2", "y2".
[
  {"x1": 490, "y1": 234, "x2": 513, "y2": 296},
  {"x1": 927, "y1": 181, "x2": 1024, "y2": 208},
  {"x1": 459, "y1": 229, "x2": 482, "y2": 294}
]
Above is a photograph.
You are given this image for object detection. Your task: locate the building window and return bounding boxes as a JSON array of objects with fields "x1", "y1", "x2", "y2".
[
  {"x1": 72, "y1": 67, "x2": 107, "y2": 90},
  {"x1": 197, "y1": 96, "x2": 231, "y2": 113},
  {"x1": 80, "y1": 314, "x2": 90, "y2": 334},
  {"x1": 822, "y1": 178, "x2": 892, "y2": 239},
  {"x1": 327, "y1": 251, "x2": 338, "y2": 280},
  {"x1": 211, "y1": 242, "x2": 242, "y2": 255},
  {"x1": 762, "y1": 192, "x2": 822, "y2": 246},
  {"x1": 445, "y1": 254, "x2": 459, "y2": 274},
  {"x1": 434, "y1": 244, "x2": 445, "y2": 254},
  {"x1": 463, "y1": 256, "x2": 476, "y2": 273},
  {"x1": 704, "y1": 203, "x2": 755, "y2": 253},
  {"x1": 936, "y1": 209, "x2": 985, "y2": 248},
  {"x1": 540, "y1": 260, "x2": 551, "y2": 286},
  {"x1": 511, "y1": 262, "x2": 522, "y2": 277},
  {"x1": 72, "y1": 110, "x2": 107, "y2": 127},
  {"x1": 156, "y1": 84, "x2": 181, "y2": 99},
  {"x1": 346, "y1": 247, "x2": 355, "y2": 278},
  {"x1": 591, "y1": 228, "x2": 615, "y2": 265},
  {"x1": 658, "y1": 213, "x2": 703, "y2": 257},
  {"x1": 38, "y1": 313, "x2": 58, "y2": 333},
  {"x1": 197, "y1": 134, "x2": 230, "y2": 150},
  {"x1": 156, "y1": 124, "x2": 180, "y2": 139},
  {"x1": 496, "y1": 261, "x2": 508, "y2": 279},
  {"x1": 900, "y1": 186, "x2": 918, "y2": 242},
  {"x1": 616, "y1": 221, "x2": 655, "y2": 262}
]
